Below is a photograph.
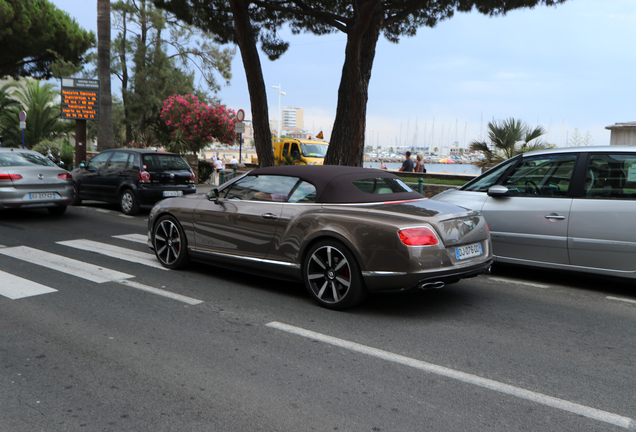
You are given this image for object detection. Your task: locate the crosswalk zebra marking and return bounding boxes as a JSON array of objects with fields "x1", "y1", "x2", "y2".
[
  {"x1": 0, "y1": 271, "x2": 58, "y2": 299},
  {"x1": 116, "y1": 280, "x2": 203, "y2": 305},
  {"x1": 57, "y1": 239, "x2": 166, "y2": 270},
  {"x1": 113, "y1": 234, "x2": 148, "y2": 245},
  {"x1": 0, "y1": 246, "x2": 134, "y2": 283}
]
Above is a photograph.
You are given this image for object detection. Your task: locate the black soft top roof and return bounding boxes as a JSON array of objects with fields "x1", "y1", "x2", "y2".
[{"x1": 247, "y1": 165, "x2": 423, "y2": 203}]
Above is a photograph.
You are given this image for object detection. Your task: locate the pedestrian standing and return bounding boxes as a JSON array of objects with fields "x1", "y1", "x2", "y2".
[
  {"x1": 399, "y1": 151, "x2": 414, "y2": 172},
  {"x1": 414, "y1": 154, "x2": 426, "y2": 173}
]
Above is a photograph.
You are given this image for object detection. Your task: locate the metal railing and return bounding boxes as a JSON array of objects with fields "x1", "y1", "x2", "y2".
[{"x1": 217, "y1": 165, "x2": 239, "y2": 184}]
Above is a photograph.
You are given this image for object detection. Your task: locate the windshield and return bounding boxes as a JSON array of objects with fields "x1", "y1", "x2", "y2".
[
  {"x1": 0, "y1": 151, "x2": 55, "y2": 167},
  {"x1": 300, "y1": 143, "x2": 328, "y2": 158}
]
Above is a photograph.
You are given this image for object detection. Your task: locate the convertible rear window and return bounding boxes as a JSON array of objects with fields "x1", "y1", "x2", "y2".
[
  {"x1": 0, "y1": 151, "x2": 55, "y2": 167},
  {"x1": 352, "y1": 178, "x2": 413, "y2": 194}
]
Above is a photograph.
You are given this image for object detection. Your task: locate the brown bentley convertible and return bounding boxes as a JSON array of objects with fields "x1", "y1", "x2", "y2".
[{"x1": 147, "y1": 165, "x2": 492, "y2": 309}]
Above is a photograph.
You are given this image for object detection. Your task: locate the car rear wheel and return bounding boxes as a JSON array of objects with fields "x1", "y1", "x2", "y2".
[
  {"x1": 47, "y1": 205, "x2": 67, "y2": 216},
  {"x1": 303, "y1": 240, "x2": 366, "y2": 310},
  {"x1": 120, "y1": 189, "x2": 140, "y2": 215},
  {"x1": 153, "y1": 215, "x2": 189, "y2": 269}
]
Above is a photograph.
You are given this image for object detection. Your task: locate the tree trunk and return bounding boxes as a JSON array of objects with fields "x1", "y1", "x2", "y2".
[
  {"x1": 324, "y1": 0, "x2": 382, "y2": 167},
  {"x1": 118, "y1": 9, "x2": 132, "y2": 145},
  {"x1": 97, "y1": 0, "x2": 115, "y2": 149},
  {"x1": 230, "y1": 0, "x2": 274, "y2": 168}
]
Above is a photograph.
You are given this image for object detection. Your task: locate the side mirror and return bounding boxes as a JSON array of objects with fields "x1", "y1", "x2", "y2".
[
  {"x1": 487, "y1": 185, "x2": 510, "y2": 197},
  {"x1": 208, "y1": 188, "x2": 220, "y2": 203},
  {"x1": 79, "y1": 161, "x2": 86, "y2": 169}
]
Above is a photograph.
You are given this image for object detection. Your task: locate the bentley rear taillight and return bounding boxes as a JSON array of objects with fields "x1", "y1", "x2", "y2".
[{"x1": 398, "y1": 227, "x2": 439, "y2": 246}]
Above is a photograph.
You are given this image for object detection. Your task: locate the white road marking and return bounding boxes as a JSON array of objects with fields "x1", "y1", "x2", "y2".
[
  {"x1": 0, "y1": 246, "x2": 133, "y2": 283},
  {"x1": 267, "y1": 321, "x2": 636, "y2": 430},
  {"x1": 116, "y1": 280, "x2": 203, "y2": 305},
  {"x1": 113, "y1": 234, "x2": 148, "y2": 245},
  {"x1": 57, "y1": 239, "x2": 166, "y2": 270},
  {"x1": 607, "y1": 296, "x2": 636, "y2": 305},
  {"x1": 0, "y1": 271, "x2": 58, "y2": 299},
  {"x1": 488, "y1": 277, "x2": 550, "y2": 289}
]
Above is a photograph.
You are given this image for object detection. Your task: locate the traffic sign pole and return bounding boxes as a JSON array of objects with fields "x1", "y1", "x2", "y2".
[{"x1": 19, "y1": 111, "x2": 27, "y2": 148}]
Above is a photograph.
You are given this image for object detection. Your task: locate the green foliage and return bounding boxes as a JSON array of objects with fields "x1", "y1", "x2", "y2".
[
  {"x1": 470, "y1": 118, "x2": 548, "y2": 168},
  {"x1": 32, "y1": 140, "x2": 75, "y2": 167},
  {"x1": 198, "y1": 158, "x2": 214, "y2": 183},
  {"x1": 0, "y1": 79, "x2": 73, "y2": 149},
  {"x1": 0, "y1": 0, "x2": 95, "y2": 79}
]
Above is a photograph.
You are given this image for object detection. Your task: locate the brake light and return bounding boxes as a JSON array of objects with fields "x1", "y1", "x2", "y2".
[
  {"x1": 189, "y1": 172, "x2": 195, "y2": 183},
  {"x1": 139, "y1": 170, "x2": 151, "y2": 183},
  {"x1": 398, "y1": 227, "x2": 439, "y2": 246},
  {"x1": 57, "y1": 173, "x2": 72, "y2": 180},
  {"x1": 0, "y1": 173, "x2": 22, "y2": 182}
]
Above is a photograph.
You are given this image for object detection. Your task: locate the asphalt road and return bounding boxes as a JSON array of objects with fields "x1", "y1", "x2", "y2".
[{"x1": 1, "y1": 201, "x2": 635, "y2": 431}]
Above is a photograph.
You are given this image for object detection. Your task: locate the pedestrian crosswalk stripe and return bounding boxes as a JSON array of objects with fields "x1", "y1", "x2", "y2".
[
  {"x1": 0, "y1": 271, "x2": 58, "y2": 299},
  {"x1": 113, "y1": 234, "x2": 148, "y2": 245},
  {"x1": 0, "y1": 246, "x2": 134, "y2": 283},
  {"x1": 117, "y1": 280, "x2": 203, "y2": 305},
  {"x1": 57, "y1": 239, "x2": 166, "y2": 270}
]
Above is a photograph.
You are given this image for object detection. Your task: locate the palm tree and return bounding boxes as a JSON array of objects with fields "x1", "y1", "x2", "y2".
[
  {"x1": 0, "y1": 80, "x2": 72, "y2": 148},
  {"x1": 470, "y1": 118, "x2": 547, "y2": 168},
  {"x1": 0, "y1": 83, "x2": 21, "y2": 145}
]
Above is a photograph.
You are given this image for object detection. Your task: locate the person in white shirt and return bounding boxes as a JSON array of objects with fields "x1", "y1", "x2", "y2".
[
  {"x1": 214, "y1": 158, "x2": 224, "y2": 184},
  {"x1": 229, "y1": 156, "x2": 239, "y2": 164}
]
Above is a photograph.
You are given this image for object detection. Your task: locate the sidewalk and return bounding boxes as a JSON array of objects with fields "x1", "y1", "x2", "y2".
[{"x1": 196, "y1": 183, "x2": 215, "y2": 195}]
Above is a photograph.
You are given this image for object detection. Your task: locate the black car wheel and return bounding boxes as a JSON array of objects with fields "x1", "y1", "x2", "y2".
[
  {"x1": 47, "y1": 205, "x2": 67, "y2": 216},
  {"x1": 303, "y1": 240, "x2": 366, "y2": 310},
  {"x1": 72, "y1": 183, "x2": 82, "y2": 206},
  {"x1": 120, "y1": 189, "x2": 140, "y2": 215},
  {"x1": 153, "y1": 215, "x2": 189, "y2": 269}
]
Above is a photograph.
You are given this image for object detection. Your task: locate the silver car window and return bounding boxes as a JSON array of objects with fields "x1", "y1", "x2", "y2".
[
  {"x1": 585, "y1": 153, "x2": 636, "y2": 199},
  {"x1": 288, "y1": 181, "x2": 317, "y2": 203},
  {"x1": 0, "y1": 151, "x2": 55, "y2": 167},
  {"x1": 461, "y1": 160, "x2": 514, "y2": 192},
  {"x1": 503, "y1": 154, "x2": 577, "y2": 197}
]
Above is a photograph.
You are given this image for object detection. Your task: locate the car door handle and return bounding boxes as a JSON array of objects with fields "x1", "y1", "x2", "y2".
[
  {"x1": 262, "y1": 213, "x2": 278, "y2": 219},
  {"x1": 544, "y1": 214, "x2": 565, "y2": 220}
]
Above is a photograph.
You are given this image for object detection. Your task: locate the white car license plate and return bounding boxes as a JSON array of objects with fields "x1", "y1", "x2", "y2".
[
  {"x1": 163, "y1": 191, "x2": 183, "y2": 197},
  {"x1": 455, "y1": 243, "x2": 482, "y2": 260},
  {"x1": 28, "y1": 192, "x2": 57, "y2": 200}
]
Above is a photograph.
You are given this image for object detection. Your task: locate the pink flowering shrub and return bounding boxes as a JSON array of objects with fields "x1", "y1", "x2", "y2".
[{"x1": 160, "y1": 94, "x2": 238, "y2": 154}]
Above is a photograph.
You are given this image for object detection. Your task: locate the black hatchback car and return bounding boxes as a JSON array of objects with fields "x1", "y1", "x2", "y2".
[{"x1": 71, "y1": 149, "x2": 196, "y2": 215}]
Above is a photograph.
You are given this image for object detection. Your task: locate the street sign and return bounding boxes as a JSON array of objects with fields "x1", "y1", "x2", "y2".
[
  {"x1": 236, "y1": 109, "x2": 245, "y2": 122},
  {"x1": 60, "y1": 78, "x2": 100, "y2": 120},
  {"x1": 19, "y1": 111, "x2": 27, "y2": 122},
  {"x1": 235, "y1": 122, "x2": 245, "y2": 133},
  {"x1": 19, "y1": 122, "x2": 26, "y2": 129}
]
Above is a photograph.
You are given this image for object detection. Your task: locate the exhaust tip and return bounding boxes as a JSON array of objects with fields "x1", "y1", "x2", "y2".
[{"x1": 419, "y1": 281, "x2": 445, "y2": 290}]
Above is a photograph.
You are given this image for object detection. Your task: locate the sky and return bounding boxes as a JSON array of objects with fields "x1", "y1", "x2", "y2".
[{"x1": 50, "y1": 0, "x2": 636, "y2": 152}]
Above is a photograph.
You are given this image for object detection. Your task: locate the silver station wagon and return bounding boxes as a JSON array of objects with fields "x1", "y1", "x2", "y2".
[{"x1": 432, "y1": 146, "x2": 636, "y2": 280}]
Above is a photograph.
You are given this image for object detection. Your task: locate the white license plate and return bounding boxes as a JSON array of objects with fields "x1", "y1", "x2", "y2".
[
  {"x1": 455, "y1": 243, "x2": 482, "y2": 260},
  {"x1": 28, "y1": 192, "x2": 57, "y2": 200},
  {"x1": 163, "y1": 191, "x2": 183, "y2": 197}
]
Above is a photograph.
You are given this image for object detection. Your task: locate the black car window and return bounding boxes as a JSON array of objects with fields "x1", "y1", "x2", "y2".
[
  {"x1": 461, "y1": 160, "x2": 514, "y2": 192},
  {"x1": 87, "y1": 152, "x2": 110, "y2": 170},
  {"x1": 502, "y1": 154, "x2": 577, "y2": 197},
  {"x1": 351, "y1": 177, "x2": 412, "y2": 194},
  {"x1": 223, "y1": 175, "x2": 299, "y2": 201},
  {"x1": 288, "y1": 181, "x2": 317, "y2": 203},
  {"x1": 108, "y1": 152, "x2": 131, "y2": 169},
  {"x1": 143, "y1": 154, "x2": 190, "y2": 171},
  {"x1": 584, "y1": 154, "x2": 636, "y2": 199},
  {"x1": 0, "y1": 151, "x2": 55, "y2": 167}
]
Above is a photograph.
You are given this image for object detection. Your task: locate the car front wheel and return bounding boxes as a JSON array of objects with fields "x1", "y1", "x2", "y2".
[
  {"x1": 120, "y1": 189, "x2": 140, "y2": 215},
  {"x1": 153, "y1": 215, "x2": 189, "y2": 269},
  {"x1": 303, "y1": 240, "x2": 366, "y2": 310},
  {"x1": 72, "y1": 183, "x2": 82, "y2": 206}
]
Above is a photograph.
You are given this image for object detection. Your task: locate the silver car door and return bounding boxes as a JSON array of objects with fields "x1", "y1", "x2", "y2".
[
  {"x1": 482, "y1": 153, "x2": 577, "y2": 265},
  {"x1": 568, "y1": 153, "x2": 636, "y2": 273}
]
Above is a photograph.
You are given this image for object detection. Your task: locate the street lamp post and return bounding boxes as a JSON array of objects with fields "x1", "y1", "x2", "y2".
[{"x1": 271, "y1": 84, "x2": 286, "y2": 138}]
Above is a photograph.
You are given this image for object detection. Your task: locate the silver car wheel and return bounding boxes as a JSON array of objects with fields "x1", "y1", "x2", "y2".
[
  {"x1": 120, "y1": 189, "x2": 139, "y2": 215},
  {"x1": 153, "y1": 216, "x2": 189, "y2": 269},
  {"x1": 304, "y1": 241, "x2": 366, "y2": 309}
]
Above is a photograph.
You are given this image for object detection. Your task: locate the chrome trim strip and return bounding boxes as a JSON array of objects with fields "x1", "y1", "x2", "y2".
[
  {"x1": 362, "y1": 271, "x2": 408, "y2": 276},
  {"x1": 191, "y1": 248, "x2": 300, "y2": 269}
]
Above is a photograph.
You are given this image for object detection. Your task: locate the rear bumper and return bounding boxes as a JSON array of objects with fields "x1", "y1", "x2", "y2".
[{"x1": 135, "y1": 186, "x2": 197, "y2": 205}]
